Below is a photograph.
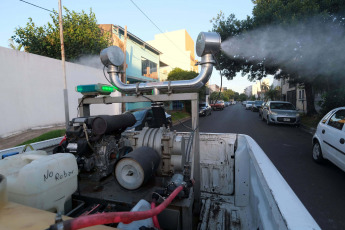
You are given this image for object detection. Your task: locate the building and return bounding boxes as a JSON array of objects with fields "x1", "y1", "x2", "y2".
[
  {"x1": 99, "y1": 24, "x2": 165, "y2": 110},
  {"x1": 244, "y1": 86, "x2": 252, "y2": 98},
  {"x1": 209, "y1": 84, "x2": 220, "y2": 93},
  {"x1": 147, "y1": 29, "x2": 198, "y2": 81},
  {"x1": 244, "y1": 79, "x2": 270, "y2": 99}
]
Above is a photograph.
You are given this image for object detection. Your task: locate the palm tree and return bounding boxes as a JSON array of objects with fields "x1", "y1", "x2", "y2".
[
  {"x1": 8, "y1": 38, "x2": 23, "y2": 51},
  {"x1": 265, "y1": 85, "x2": 279, "y2": 100}
]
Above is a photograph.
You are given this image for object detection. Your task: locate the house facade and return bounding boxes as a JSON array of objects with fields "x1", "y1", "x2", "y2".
[
  {"x1": 100, "y1": 24, "x2": 164, "y2": 110},
  {"x1": 147, "y1": 29, "x2": 199, "y2": 81}
]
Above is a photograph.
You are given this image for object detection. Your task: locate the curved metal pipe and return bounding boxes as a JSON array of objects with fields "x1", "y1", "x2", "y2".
[
  {"x1": 101, "y1": 32, "x2": 221, "y2": 94},
  {"x1": 108, "y1": 54, "x2": 215, "y2": 94}
]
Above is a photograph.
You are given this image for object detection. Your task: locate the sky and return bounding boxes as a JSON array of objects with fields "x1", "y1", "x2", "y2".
[{"x1": 0, "y1": 0, "x2": 271, "y2": 93}]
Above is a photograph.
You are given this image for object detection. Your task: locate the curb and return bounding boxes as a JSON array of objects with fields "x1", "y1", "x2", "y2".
[
  {"x1": 300, "y1": 124, "x2": 316, "y2": 136},
  {"x1": 172, "y1": 116, "x2": 191, "y2": 127}
]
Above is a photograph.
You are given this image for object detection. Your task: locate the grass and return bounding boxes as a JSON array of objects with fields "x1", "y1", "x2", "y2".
[
  {"x1": 17, "y1": 129, "x2": 66, "y2": 146},
  {"x1": 300, "y1": 115, "x2": 320, "y2": 129},
  {"x1": 169, "y1": 111, "x2": 191, "y2": 123}
]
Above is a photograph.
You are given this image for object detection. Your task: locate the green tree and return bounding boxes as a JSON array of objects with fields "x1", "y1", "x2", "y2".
[
  {"x1": 168, "y1": 68, "x2": 207, "y2": 113},
  {"x1": 210, "y1": 91, "x2": 225, "y2": 103},
  {"x1": 265, "y1": 85, "x2": 280, "y2": 101},
  {"x1": 239, "y1": 93, "x2": 247, "y2": 102},
  {"x1": 12, "y1": 8, "x2": 110, "y2": 61},
  {"x1": 223, "y1": 89, "x2": 236, "y2": 100},
  {"x1": 8, "y1": 38, "x2": 23, "y2": 51}
]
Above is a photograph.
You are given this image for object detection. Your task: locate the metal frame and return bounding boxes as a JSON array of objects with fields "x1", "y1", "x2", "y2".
[{"x1": 78, "y1": 92, "x2": 201, "y2": 209}]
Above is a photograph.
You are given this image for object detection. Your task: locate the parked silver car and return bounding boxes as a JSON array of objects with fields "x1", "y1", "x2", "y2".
[{"x1": 261, "y1": 101, "x2": 300, "y2": 126}]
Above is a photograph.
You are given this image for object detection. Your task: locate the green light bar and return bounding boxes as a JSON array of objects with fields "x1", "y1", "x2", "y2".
[{"x1": 75, "y1": 84, "x2": 116, "y2": 96}]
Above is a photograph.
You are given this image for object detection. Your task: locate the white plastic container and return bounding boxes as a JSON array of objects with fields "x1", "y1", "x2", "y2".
[
  {"x1": 117, "y1": 199, "x2": 154, "y2": 230},
  {"x1": 0, "y1": 151, "x2": 78, "y2": 213}
]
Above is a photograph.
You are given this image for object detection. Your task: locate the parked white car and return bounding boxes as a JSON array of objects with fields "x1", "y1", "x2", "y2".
[
  {"x1": 245, "y1": 101, "x2": 254, "y2": 110},
  {"x1": 312, "y1": 107, "x2": 345, "y2": 171}
]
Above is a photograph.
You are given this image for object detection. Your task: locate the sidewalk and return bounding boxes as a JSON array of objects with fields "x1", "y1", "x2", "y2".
[{"x1": 0, "y1": 125, "x2": 65, "y2": 150}]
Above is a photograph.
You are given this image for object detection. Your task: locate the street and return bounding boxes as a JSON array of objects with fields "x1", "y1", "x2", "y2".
[{"x1": 174, "y1": 103, "x2": 345, "y2": 230}]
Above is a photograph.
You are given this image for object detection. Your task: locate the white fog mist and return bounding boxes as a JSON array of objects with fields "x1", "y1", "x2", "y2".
[
  {"x1": 221, "y1": 20, "x2": 345, "y2": 77},
  {"x1": 72, "y1": 55, "x2": 103, "y2": 69}
]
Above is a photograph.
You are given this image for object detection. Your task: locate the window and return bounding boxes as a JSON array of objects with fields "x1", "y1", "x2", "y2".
[
  {"x1": 299, "y1": 89, "x2": 305, "y2": 99},
  {"x1": 327, "y1": 109, "x2": 345, "y2": 130},
  {"x1": 270, "y1": 102, "x2": 295, "y2": 110},
  {"x1": 142, "y1": 57, "x2": 158, "y2": 79}
]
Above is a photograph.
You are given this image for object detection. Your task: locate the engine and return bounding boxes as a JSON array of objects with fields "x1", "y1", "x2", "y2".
[{"x1": 62, "y1": 114, "x2": 136, "y2": 180}]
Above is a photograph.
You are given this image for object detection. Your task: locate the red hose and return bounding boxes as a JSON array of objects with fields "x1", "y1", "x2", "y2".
[
  {"x1": 151, "y1": 200, "x2": 161, "y2": 230},
  {"x1": 52, "y1": 185, "x2": 184, "y2": 230}
]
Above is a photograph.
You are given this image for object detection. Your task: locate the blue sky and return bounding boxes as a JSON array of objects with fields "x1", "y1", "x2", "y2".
[{"x1": 0, "y1": 0, "x2": 269, "y2": 93}]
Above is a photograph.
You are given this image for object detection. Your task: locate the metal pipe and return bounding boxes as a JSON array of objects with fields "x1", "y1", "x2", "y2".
[
  {"x1": 107, "y1": 54, "x2": 214, "y2": 94},
  {"x1": 101, "y1": 32, "x2": 221, "y2": 94}
]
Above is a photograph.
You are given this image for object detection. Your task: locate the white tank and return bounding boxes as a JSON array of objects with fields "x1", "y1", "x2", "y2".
[{"x1": 0, "y1": 151, "x2": 78, "y2": 213}]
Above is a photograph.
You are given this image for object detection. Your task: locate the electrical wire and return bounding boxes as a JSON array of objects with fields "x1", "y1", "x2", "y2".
[
  {"x1": 128, "y1": 0, "x2": 191, "y2": 61},
  {"x1": 19, "y1": 0, "x2": 57, "y2": 14},
  {"x1": 76, "y1": 96, "x2": 87, "y2": 117},
  {"x1": 103, "y1": 65, "x2": 114, "y2": 85}
]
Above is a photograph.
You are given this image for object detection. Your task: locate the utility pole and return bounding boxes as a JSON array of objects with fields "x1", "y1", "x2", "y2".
[
  {"x1": 58, "y1": 0, "x2": 69, "y2": 128},
  {"x1": 122, "y1": 26, "x2": 128, "y2": 113}
]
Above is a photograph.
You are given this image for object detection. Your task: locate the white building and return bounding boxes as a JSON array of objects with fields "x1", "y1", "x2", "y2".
[{"x1": 147, "y1": 30, "x2": 198, "y2": 81}]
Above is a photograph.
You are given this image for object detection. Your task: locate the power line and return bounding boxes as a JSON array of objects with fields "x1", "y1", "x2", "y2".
[
  {"x1": 19, "y1": 0, "x2": 57, "y2": 14},
  {"x1": 128, "y1": 0, "x2": 193, "y2": 62}
]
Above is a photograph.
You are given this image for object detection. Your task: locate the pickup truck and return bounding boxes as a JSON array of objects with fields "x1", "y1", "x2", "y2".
[
  {"x1": 0, "y1": 32, "x2": 320, "y2": 230},
  {"x1": 210, "y1": 100, "x2": 225, "y2": 110}
]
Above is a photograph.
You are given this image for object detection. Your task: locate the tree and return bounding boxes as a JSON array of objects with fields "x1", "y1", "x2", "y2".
[
  {"x1": 8, "y1": 38, "x2": 23, "y2": 51},
  {"x1": 210, "y1": 91, "x2": 225, "y2": 103},
  {"x1": 239, "y1": 93, "x2": 247, "y2": 102},
  {"x1": 12, "y1": 8, "x2": 110, "y2": 61},
  {"x1": 265, "y1": 85, "x2": 280, "y2": 101},
  {"x1": 223, "y1": 89, "x2": 236, "y2": 100},
  {"x1": 167, "y1": 68, "x2": 207, "y2": 112}
]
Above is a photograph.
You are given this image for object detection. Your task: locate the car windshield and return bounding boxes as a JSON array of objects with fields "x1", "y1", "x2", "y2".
[
  {"x1": 255, "y1": 101, "x2": 263, "y2": 105},
  {"x1": 270, "y1": 103, "x2": 295, "y2": 110},
  {"x1": 199, "y1": 103, "x2": 207, "y2": 108},
  {"x1": 131, "y1": 110, "x2": 147, "y2": 121}
]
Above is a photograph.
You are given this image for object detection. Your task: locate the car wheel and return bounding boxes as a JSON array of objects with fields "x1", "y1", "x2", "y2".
[
  {"x1": 266, "y1": 115, "x2": 271, "y2": 125},
  {"x1": 312, "y1": 141, "x2": 324, "y2": 163}
]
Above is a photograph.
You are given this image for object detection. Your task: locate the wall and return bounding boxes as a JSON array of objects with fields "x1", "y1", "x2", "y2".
[
  {"x1": 0, "y1": 47, "x2": 121, "y2": 138},
  {"x1": 147, "y1": 29, "x2": 198, "y2": 74}
]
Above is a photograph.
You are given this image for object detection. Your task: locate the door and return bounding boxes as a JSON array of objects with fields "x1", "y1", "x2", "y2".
[{"x1": 323, "y1": 109, "x2": 345, "y2": 171}]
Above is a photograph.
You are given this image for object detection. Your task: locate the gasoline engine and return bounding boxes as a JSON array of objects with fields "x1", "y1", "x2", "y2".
[{"x1": 63, "y1": 114, "x2": 136, "y2": 180}]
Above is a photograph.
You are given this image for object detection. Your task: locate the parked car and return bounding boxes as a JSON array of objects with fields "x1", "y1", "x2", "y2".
[
  {"x1": 245, "y1": 101, "x2": 254, "y2": 110},
  {"x1": 251, "y1": 101, "x2": 264, "y2": 112},
  {"x1": 261, "y1": 101, "x2": 300, "y2": 126},
  {"x1": 199, "y1": 102, "x2": 212, "y2": 116},
  {"x1": 210, "y1": 100, "x2": 225, "y2": 110},
  {"x1": 259, "y1": 102, "x2": 267, "y2": 118},
  {"x1": 125, "y1": 107, "x2": 172, "y2": 131},
  {"x1": 312, "y1": 107, "x2": 345, "y2": 171},
  {"x1": 242, "y1": 101, "x2": 247, "y2": 106}
]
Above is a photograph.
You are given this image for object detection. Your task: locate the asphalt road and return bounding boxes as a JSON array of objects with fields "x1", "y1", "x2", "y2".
[{"x1": 174, "y1": 103, "x2": 345, "y2": 230}]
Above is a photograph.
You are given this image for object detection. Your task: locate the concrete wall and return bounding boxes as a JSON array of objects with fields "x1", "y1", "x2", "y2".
[{"x1": 0, "y1": 47, "x2": 121, "y2": 138}]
